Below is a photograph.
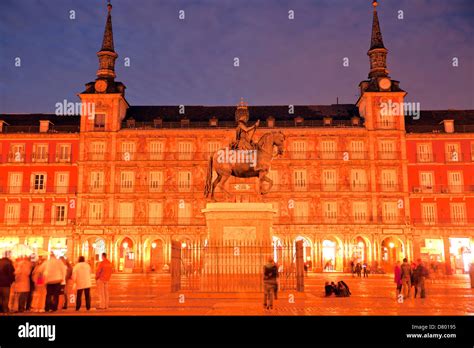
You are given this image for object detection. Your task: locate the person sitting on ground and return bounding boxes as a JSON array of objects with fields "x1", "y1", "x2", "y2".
[{"x1": 324, "y1": 281, "x2": 333, "y2": 296}]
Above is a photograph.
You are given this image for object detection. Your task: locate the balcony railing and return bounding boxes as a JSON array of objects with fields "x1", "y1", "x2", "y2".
[
  {"x1": 3, "y1": 152, "x2": 73, "y2": 164},
  {"x1": 411, "y1": 185, "x2": 474, "y2": 194},
  {"x1": 411, "y1": 217, "x2": 474, "y2": 226},
  {"x1": 0, "y1": 186, "x2": 77, "y2": 194},
  {"x1": 1, "y1": 218, "x2": 76, "y2": 226},
  {"x1": 98, "y1": 151, "x2": 377, "y2": 162}
]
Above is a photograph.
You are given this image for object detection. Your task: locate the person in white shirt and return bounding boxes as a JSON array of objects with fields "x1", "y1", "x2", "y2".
[
  {"x1": 39, "y1": 253, "x2": 65, "y2": 312},
  {"x1": 72, "y1": 256, "x2": 92, "y2": 311}
]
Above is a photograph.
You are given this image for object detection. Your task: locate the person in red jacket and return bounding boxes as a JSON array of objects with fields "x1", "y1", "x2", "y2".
[{"x1": 95, "y1": 253, "x2": 113, "y2": 310}]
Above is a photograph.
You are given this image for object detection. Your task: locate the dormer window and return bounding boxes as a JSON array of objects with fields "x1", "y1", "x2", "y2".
[
  {"x1": 266, "y1": 116, "x2": 275, "y2": 128},
  {"x1": 209, "y1": 117, "x2": 218, "y2": 127},
  {"x1": 126, "y1": 118, "x2": 136, "y2": 128},
  {"x1": 153, "y1": 118, "x2": 162, "y2": 128},
  {"x1": 181, "y1": 118, "x2": 190, "y2": 128},
  {"x1": 295, "y1": 116, "x2": 304, "y2": 126}
]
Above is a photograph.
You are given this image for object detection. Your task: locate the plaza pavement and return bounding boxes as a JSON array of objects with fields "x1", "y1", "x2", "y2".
[{"x1": 9, "y1": 273, "x2": 474, "y2": 316}]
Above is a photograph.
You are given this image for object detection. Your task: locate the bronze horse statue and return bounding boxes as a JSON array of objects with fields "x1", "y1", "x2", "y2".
[{"x1": 204, "y1": 131, "x2": 285, "y2": 200}]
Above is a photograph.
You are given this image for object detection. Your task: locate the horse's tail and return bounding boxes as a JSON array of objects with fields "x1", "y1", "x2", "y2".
[{"x1": 204, "y1": 155, "x2": 213, "y2": 197}]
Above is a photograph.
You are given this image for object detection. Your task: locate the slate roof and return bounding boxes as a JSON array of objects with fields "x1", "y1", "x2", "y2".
[{"x1": 124, "y1": 104, "x2": 360, "y2": 123}]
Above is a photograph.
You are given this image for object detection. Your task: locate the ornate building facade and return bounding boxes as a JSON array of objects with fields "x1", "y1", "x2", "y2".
[{"x1": 0, "y1": 2, "x2": 473, "y2": 274}]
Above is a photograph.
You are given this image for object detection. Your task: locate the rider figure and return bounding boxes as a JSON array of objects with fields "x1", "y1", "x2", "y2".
[{"x1": 231, "y1": 99, "x2": 260, "y2": 151}]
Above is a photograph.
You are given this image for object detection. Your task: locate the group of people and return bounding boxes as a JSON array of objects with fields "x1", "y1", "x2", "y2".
[
  {"x1": 394, "y1": 258, "x2": 429, "y2": 299},
  {"x1": 0, "y1": 252, "x2": 113, "y2": 314},
  {"x1": 350, "y1": 261, "x2": 370, "y2": 278},
  {"x1": 324, "y1": 281, "x2": 351, "y2": 297}
]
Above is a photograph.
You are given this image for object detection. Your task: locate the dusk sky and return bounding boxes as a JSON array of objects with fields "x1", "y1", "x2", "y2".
[{"x1": 0, "y1": 0, "x2": 473, "y2": 113}]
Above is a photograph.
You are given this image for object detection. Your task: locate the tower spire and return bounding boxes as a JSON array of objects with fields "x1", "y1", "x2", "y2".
[
  {"x1": 370, "y1": 0, "x2": 385, "y2": 50},
  {"x1": 101, "y1": 1, "x2": 115, "y2": 52},
  {"x1": 96, "y1": 1, "x2": 118, "y2": 81},
  {"x1": 367, "y1": 0, "x2": 388, "y2": 79}
]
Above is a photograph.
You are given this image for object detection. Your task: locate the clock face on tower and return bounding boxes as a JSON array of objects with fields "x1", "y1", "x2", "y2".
[
  {"x1": 94, "y1": 80, "x2": 108, "y2": 93},
  {"x1": 378, "y1": 78, "x2": 391, "y2": 91}
]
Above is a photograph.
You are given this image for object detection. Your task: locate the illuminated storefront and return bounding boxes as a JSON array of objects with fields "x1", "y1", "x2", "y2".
[
  {"x1": 449, "y1": 238, "x2": 473, "y2": 274},
  {"x1": 49, "y1": 237, "x2": 68, "y2": 258}
]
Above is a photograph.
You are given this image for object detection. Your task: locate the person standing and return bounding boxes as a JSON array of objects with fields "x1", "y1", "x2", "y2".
[
  {"x1": 393, "y1": 261, "x2": 402, "y2": 296},
  {"x1": 40, "y1": 253, "x2": 66, "y2": 312},
  {"x1": 0, "y1": 253, "x2": 15, "y2": 314},
  {"x1": 26, "y1": 258, "x2": 35, "y2": 312},
  {"x1": 355, "y1": 263, "x2": 362, "y2": 278},
  {"x1": 470, "y1": 263, "x2": 474, "y2": 289},
  {"x1": 400, "y1": 258, "x2": 412, "y2": 299},
  {"x1": 95, "y1": 253, "x2": 113, "y2": 310},
  {"x1": 59, "y1": 257, "x2": 72, "y2": 310},
  {"x1": 414, "y1": 259, "x2": 429, "y2": 298},
  {"x1": 31, "y1": 258, "x2": 46, "y2": 313},
  {"x1": 263, "y1": 257, "x2": 278, "y2": 310},
  {"x1": 362, "y1": 262, "x2": 369, "y2": 278},
  {"x1": 72, "y1": 256, "x2": 92, "y2": 311},
  {"x1": 14, "y1": 257, "x2": 32, "y2": 313}
]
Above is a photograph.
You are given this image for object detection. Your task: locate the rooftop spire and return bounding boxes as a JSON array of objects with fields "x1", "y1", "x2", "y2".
[
  {"x1": 370, "y1": 1, "x2": 385, "y2": 50},
  {"x1": 96, "y1": 1, "x2": 118, "y2": 81},
  {"x1": 100, "y1": 1, "x2": 115, "y2": 52},
  {"x1": 367, "y1": 0, "x2": 389, "y2": 79}
]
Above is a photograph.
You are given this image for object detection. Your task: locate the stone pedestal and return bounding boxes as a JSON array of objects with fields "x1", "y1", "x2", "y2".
[
  {"x1": 199, "y1": 203, "x2": 277, "y2": 291},
  {"x1": 202, "y1": 203, "x2": 276, "y2": 245}
]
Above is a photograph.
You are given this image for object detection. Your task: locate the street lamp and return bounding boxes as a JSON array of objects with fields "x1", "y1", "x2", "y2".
[
  {"x1": 181, "y1": 242, "x2": 187, "y2": 249},
  {"x1": 389, "y1": 242, "x2": 395, "y2": 249},
  {"x1": 151, "y1": 242, "x2": 157, "y2": 249},
  {"x1": 123, "y1": 242, "x2": 128, "y2": 249}
]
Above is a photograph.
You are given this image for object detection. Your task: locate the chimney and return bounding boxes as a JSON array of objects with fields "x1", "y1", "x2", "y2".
[
  {"x1": 39, "y1": 120, "x2": 52, "y2": 133},
  {"x1": 443, "y1": 119, "x2": 454, "y2": 133}
]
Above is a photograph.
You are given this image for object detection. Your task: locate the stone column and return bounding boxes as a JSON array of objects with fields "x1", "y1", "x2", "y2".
[{"x1": 443, "y1": 236, "x2": 452, "y2": 275}]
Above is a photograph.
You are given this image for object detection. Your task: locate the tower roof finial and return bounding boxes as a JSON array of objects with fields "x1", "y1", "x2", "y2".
[{"x1": 370, "y1": 0, "x2": 385, "y2": 50}]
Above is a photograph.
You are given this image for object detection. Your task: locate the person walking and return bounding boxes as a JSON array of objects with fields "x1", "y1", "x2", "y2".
[
  {"x1": 0, "y1": 253, "x2": 15, "y2": 314},
  {"x1": 72, "y1": 256, "x2": 92, "y2": 311},
  {"x1": 40, "y1": 253, "x2": 66, "y2": 312},
  {"x1": 350, "y1": 260, "x2": 355, "y2": 277},
  {"x1": 414, "y1": 259, "x2": 429, "y2": 298},
  {"x1": 95, "y1": 253, "x2": 113, "y2": 310},
  {"x1": 263, "y1": 257, "x2": 278, "y2": 310},
  {"x1": 400, "y1": 258, "x2": 412, "y2": 299},
  {"x1": 14, "y1": 257, "x2": 32, "y2": 313},
  {"x1": 393, "y1": 261, "x2": 402, "y2": 296}
]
